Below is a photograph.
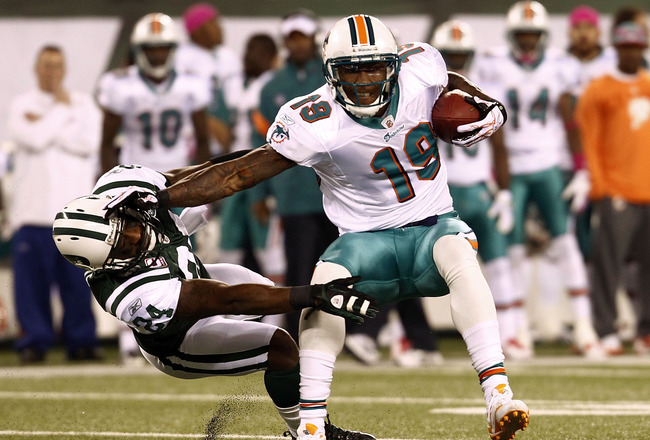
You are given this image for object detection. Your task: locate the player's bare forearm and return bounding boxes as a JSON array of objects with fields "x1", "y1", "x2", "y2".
[
  {"x1": 446, "y1": 71, "x2": 498, "y2": 103},
  {"x1": 175, "y1": 279, "x2": 295, "y2": 319},
  {"x1": 161, "y1": 144, "x2": 296, "y2": 208}
]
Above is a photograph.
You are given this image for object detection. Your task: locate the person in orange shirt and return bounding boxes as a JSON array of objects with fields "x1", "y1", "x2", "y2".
[{"x1": 576, "y1": 19, "x2": 650, "y2": 356}]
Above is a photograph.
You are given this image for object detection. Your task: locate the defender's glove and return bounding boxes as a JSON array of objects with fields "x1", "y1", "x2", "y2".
[
  {"x1": 290, "y1": 276, "x2": 379, "y2": 324},
  {"x1": 103, "y1": 186, "x2": 160, "y2": 218},
  {"x1": 487, "y1": 189, "x2": 514, "y2": 235},
  {"x1": 562, "y1": 169, "x2": 591, "y2": 213},
  {"x1": 454, "y1": 96, "x2": 507, "y2": 147}
]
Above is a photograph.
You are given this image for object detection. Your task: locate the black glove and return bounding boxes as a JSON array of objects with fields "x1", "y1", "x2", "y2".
[
  {"x1": 306, "y1": 276, "x2": 379, "y2": 324},
  {"x1": 103, "y1": 186, "x2": 160, "y2": 219}
]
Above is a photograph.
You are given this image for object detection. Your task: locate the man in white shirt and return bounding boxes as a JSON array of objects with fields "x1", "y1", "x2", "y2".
[{"x1": 6, "y1": 45, "x2": 102, "y2": 363}]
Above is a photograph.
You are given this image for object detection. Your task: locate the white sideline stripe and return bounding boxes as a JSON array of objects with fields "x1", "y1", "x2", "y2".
[
  {"x1": 4, "y1": 390, "x2": 650, "y2": 412},
  {"x1": 430, "y1": 403, "x2": 650, "y2": 416}
]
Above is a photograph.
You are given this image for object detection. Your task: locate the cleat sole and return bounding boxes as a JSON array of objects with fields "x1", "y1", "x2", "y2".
[{"x1": 489, "y1": 409, "x2": 529, "y2": 440}]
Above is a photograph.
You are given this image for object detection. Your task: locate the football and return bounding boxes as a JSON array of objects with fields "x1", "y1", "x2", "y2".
[{"x1": 431, "y1": 90, "x2": 480, "y2": 143}]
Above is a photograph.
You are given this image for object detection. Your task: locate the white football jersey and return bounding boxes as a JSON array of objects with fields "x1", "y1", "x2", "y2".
[
  {"x1": 96, "y1": 66, "x2": 210, "y2": 171},
  {"x1": 474, "y1": 47, "x2": 581, "y2": 174},
  {"x1": 439, "y1": 139, "x2": 492, "y2": 186},
  {"x1": 558, "y1": 47, "x2": 617, "y2": 170},
  {"x1": 231, "y1": 71, "x2": 274, "y2": 152},
  {"x1": 267, "y1": 43, "x2": 454, "y2": 234}
]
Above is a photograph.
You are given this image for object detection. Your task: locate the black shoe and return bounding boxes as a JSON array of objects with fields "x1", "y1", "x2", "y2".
[
  {"x1": 325, "y1": 415, "x2": 376, "y2": 440},
  {"x1": 283, "y1": 430, "x2": 297, "y2": 440},
  {"x1": 18, "y1": 348, "x2": 45, "y2": 364},
  {"x1": 67, "y1": 347, "x2": 105, "y2": 361}
]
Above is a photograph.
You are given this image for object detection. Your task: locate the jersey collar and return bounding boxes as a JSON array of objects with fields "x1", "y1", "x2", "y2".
[{"x1": 344, "y1": 83, "x2": 401, "y2": 129}]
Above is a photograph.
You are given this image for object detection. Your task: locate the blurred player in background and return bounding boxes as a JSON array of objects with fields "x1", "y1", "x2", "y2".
[
  {"x1": 576, "y1": 19, "x2": 650, "y2": 356},
  {"x1": 98, "y1": 12, "x2": 211, "y2": 173},
  {"x1": 218, "y1": 34, "x2": 286, "y2": 283},
  {"x1": 561, "y1": 5, "x2": 616, "y2": 257},
  {"x1": 249, "y1": 9, "x2": 339, "y2": 342},
  {"x1": 432, "y1": 19, "x2": 532, "y2": 360},
  {"x1": 110, "y1": 14, "x2": 530, "y2": 440},
  {"x1": 474, "y1": 0, "x2": 603, "y2": 357},
  {"x1": 175, "y1": 2, "x2": 242, "y2": 153}
]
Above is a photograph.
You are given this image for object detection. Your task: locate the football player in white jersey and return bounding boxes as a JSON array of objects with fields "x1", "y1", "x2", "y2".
[
  {"x1": 432, "y1": 20, "x2": 532, "y2": 360},
  {"x1": 473, "y1": 1, "x2": 603, "y2": 358},
  {"x1": 107, "y1": 14, "x2": 530, "y2": 440},
  {"x1": 52, "y1": 163, "x2": 377, "y2": 440},
  {"x1": 219, "y1": 34, "x2": 286, "y2": 282},
  {"x1": 97, "y1": 13, "x2": 211, "y2": 173}
]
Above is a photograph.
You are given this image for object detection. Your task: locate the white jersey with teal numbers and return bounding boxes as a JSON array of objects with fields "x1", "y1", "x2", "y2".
[
  {"x1": 267, "y1": 43, "x2": 453, "y2": 234},
  {"x1": 96, "y1": 66, "x2": 210, "y2": 171},
  {"x1": 474, "y1": 47, "x2": 580, "y2": 175}
]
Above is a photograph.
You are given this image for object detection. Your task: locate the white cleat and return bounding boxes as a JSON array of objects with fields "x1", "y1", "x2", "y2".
[
  {"x1": 298, "y1": 424, "x2": 326, "y2": 440},
  {"x1": 487, "y1": 385, "x2": 529, "y2": 440}
]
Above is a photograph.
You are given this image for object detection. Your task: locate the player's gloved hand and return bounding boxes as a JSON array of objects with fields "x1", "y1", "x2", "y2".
[
  {"x1": 487, "y1": 189, "x2": 514, "y2": 235},
  {"x1": 562, "y1": 169, "x2": 591, "y2": 213},
  {"x1": 292, "y1": 276, "x2": 379, "y2": 324},
  {"x1": 453, "y1": 96, "x2": 507, "y2": 147},
  {"x1": 103, "y1": 186, "x2": 160, "y2": 219}
]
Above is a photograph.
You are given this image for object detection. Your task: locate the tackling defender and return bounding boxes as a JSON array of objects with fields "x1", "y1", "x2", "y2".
[
  {"x1": 52, "y1": 163, "x2": 378, "y2": 439},
  {"x1": 109, "y1": 14, "x2": 530, "y2": 440}
]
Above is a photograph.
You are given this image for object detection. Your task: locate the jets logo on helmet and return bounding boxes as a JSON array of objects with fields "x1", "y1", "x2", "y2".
[
  {"x1": 53, "y1": 195, "x2": 162, "y2": 274},
  {"x1": 130, "y1": 12, "x2": 179, "y2": 80},
  {"x1": 322, "y1": 14, "x2": 401, "y2": 118}
]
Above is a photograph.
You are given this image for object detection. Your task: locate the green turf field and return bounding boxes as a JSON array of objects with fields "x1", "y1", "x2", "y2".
[{"x1": 1, "y1": 338, "x2": 650, "y2": 440}]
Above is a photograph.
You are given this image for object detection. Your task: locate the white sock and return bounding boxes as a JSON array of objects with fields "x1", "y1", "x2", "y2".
[
  {"x1": 461, "y1": 320, "x2": 509, "y2": 401},
  {"x1": 570, "y1": 293, "x2": 592, "y2": 321},
  {"x1": 299, "y1": 350, "x2": 336, "y2": 431}
]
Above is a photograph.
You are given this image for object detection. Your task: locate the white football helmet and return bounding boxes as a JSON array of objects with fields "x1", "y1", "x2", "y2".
[
  {"x1": 53, "y1": 195, "x2": 160, "y2": 274},
  {"x1": 130, "y1": 13, "x2": 178, "y2": 79},
  {"x1": 431, "y1": 20, "x2": 475, "y2": 72},
  {"x1": 322, "y1": 14, "x2": 401, "y2": 118},
  {"x1": 506, "y1": 1, "x2": 549, "y2": 62}
]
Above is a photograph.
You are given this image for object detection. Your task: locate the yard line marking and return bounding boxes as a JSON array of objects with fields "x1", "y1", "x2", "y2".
[
  {"x1": 4, "y1": 390, "x2": 650, "y2": 412},
  {"x1": 430, "y1": 401, "x2": 650, "y2": 416},
  {"x1": 2, "y1": 355, "x2": 650, "y2": 379},
  {"x1": 0, "y1": 390, "x2": 483, "y2": 404}
]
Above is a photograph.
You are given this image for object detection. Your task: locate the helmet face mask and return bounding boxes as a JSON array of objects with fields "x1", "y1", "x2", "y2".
[
  {"x1": 323, "y1": 14, "x2": 401, "y2": 118},
  {"x1": 506, "y1": 1, "x2": 549, "y2": 64},
  {"x1": 53, "y1": 195, "x2": 161, "y2": 275},
  {"x1": 131, "y1": 13, "x2": 179, "y2": 80}
]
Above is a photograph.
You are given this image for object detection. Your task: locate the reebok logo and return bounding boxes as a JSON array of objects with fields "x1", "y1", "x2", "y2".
[{"x1": 330, "y1": 294, "x2": 344, "y2": 309}]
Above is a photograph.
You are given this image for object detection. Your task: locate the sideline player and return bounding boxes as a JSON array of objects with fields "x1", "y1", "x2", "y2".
[
  {"x1": 432, "y1": 19, "x2": 532, "y2": 360},
  {"x1": 473, "y1": 1, "x2": 603, "y2": 357},
  {"x1": 97, "y1": 13, "x2": 211, "y2": 173}
]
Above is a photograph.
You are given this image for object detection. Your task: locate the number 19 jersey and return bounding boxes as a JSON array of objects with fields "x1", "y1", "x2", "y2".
[{"x1": 266, "y1": 43, "x2": 453, "y2": 234}]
